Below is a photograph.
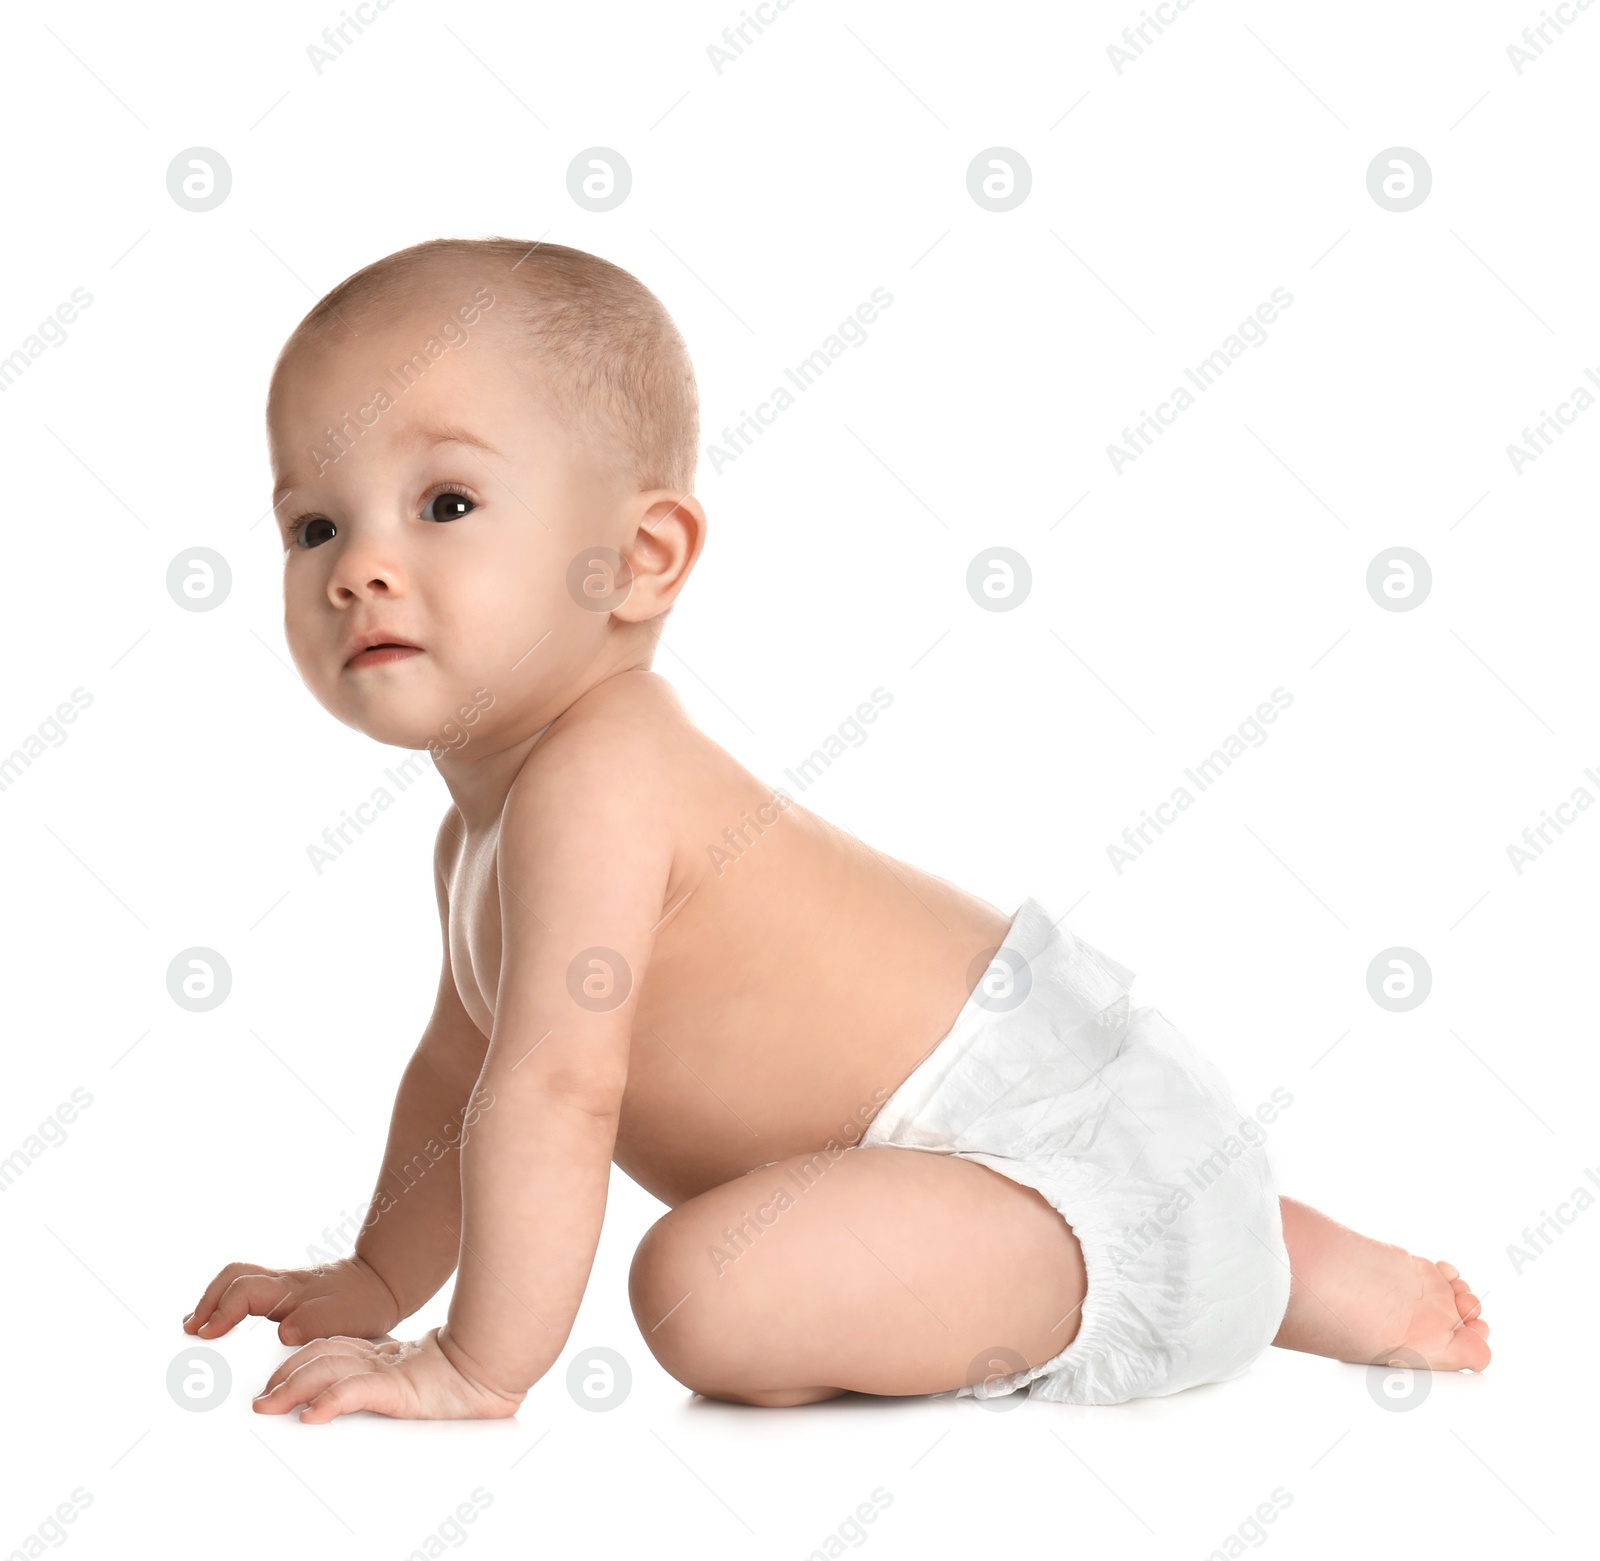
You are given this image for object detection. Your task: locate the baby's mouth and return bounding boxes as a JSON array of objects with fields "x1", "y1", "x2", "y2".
[{"x1": 346, "y1": 642, "x2": 424, "y2": 670}]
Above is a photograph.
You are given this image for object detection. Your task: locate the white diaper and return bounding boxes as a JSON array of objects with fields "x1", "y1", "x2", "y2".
[{"x1": 858, "y1": 896, "x2": 1292, "y2": 1406}]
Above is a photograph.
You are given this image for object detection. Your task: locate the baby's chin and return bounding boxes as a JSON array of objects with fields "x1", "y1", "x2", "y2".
[
  {"x1": 323, "y1": 671, "x2": 463, "y2": 751},
  {"x1": 335, "y1": 708, "x2": 447, "y2": 753}
]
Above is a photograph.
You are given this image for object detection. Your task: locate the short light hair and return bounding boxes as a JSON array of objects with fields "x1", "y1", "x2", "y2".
[{"x1": 279, "y1": 237, "x2": 699, "y2": 492}]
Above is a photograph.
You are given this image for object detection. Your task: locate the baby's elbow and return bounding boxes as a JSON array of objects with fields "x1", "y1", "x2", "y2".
[{"x1": 524, "y1": 1058, "x2": 630, "y2": 1122}]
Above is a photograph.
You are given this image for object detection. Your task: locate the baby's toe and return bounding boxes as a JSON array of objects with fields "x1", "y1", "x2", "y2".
[
  {"x1": 1453, "y1": 1323, "x2": 1492, "y2": 1371},
  {"x1": 1437, "y1": 1260, "x2": 1460, "y2": 1281}
]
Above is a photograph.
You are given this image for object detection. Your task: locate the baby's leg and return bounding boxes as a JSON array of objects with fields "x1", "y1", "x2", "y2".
[
  {"x1": 1274, "y1": 1196, "x2": 1490, "y2": 1371},
  {"x1": 630, "y1": 1147, "x2": 1087, "y2": 1406}
]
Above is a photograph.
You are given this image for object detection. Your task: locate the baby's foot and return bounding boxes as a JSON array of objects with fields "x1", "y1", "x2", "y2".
[{"x1": 1380, "y1": 1257, "x2": 1491, "y2": 1373}]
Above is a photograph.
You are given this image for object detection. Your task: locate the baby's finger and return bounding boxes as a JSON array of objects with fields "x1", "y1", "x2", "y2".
[
  {"x1": 259, "y1": 1336, "x2": 371, "y2": 1397},
  {"x1": 253, "y1": 1353, "x2": 365, "y2": 1415},
  {"x1": 299, "y1": 1370, "x2": 408, "y2": 1425},
  {"x1": 186, "y1": 1262, "x2": 272, "y2": 1332},
  {"x1": 196, "y1": 1273, "x2": 299, "y2": 1338}
]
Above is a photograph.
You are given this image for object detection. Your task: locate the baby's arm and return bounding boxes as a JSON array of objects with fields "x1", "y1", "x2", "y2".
[
  {"x1": 185, "y1": 815, "x2": 488, "y2": 1344},
  {"x1": 254, "y1": 735, "x2": 673, "y2": 1420}
]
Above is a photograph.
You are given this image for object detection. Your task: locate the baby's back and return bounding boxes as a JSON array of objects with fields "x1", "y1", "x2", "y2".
[{"x1": 521, "y1": 672, "x2": 1012, "y2": 1207}]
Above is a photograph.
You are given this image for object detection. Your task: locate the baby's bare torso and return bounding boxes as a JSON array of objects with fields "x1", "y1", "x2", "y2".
[{"x1": 443, "y1": 672, "x2": 1011, "y2": 1208}]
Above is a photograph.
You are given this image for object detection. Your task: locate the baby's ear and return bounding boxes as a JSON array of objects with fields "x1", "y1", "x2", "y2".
[
  {"x1": 638, "y1": 492, "x2": 702, "y2": 535},
  {"x1": 611, "y1": 494, "x2": 704, "y2": 622}
]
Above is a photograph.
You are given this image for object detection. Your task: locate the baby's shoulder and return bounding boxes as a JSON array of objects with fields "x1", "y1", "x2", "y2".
[
  {"x1": 494, "y1": 671, "x2": 714, "y2": 900},
  {"x1": 510, "y1": 670, "x2": 703, "y2": 812}
]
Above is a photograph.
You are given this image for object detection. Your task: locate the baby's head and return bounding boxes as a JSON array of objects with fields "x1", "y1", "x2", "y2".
[{"x1": 266, "y1": 237, "x2": 703, "y2": 759}]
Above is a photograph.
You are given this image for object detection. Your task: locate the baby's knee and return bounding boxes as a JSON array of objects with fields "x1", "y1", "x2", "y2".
[
  {"x1": 628, "y1": 1213, "x2": 688, "y2": 1320},
  {"x1": 628, "y1": 1208, "x2": 759, "y2": 1395},
  {"x1": 629, "y1": 1212, "x2": 710, "y2": 1371}
]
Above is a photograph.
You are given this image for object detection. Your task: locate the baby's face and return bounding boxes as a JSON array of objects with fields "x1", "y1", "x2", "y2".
[{"x1": 267, "y1": 293, "x2": 634, "y2": 755}]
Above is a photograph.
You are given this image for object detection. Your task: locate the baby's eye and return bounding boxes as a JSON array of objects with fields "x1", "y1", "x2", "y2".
[
  {"x1": 291, "y1": 517, "x2": 337, "y2": 548},
  {"x1": 426, "y1": 491, "x2": 475, "y2": 523}
]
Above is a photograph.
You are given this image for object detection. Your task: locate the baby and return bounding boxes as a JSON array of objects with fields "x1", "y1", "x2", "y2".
[{"x1": 183, "y1": 238, "x2": 1489, "y2": 1419}]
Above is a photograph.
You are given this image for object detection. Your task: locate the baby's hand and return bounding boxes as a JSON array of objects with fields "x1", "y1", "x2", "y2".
[
  {"x1": 252, "y1": 1328, "x2": 523, "y2": 1422},
  {"x1": 183, "y1": 1255, "x2": 400, "y2": 1346}
]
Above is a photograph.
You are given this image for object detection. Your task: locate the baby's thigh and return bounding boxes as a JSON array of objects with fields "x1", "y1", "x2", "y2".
[{"x1": 628, "y1": 1146, "x2": 1085, "y2": 1406}]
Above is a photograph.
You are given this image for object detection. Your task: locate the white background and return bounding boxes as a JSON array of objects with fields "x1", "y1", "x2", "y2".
[{"x1": 0, "y1": 0, "x2": 1591, "y2": 1556}]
